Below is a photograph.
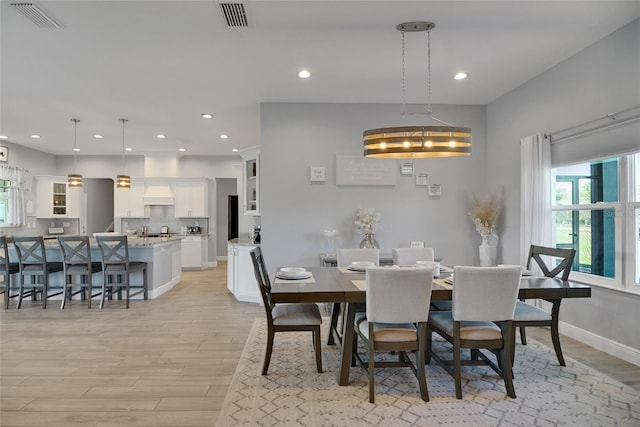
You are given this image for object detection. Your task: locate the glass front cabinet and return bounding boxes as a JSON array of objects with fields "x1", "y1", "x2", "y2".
[{"x1": 240, "y1": 146, "x2": 260, "y2": 216}]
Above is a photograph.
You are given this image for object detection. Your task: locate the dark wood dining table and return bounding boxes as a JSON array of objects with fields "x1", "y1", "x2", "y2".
[{"x1": 269, "y1": 266, "x2": 591, "y2": 386}]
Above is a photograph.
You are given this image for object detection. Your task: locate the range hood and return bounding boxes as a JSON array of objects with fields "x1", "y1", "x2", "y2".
[{"x1": 143, "y1": 184, "x2": 175, "y2": 205}]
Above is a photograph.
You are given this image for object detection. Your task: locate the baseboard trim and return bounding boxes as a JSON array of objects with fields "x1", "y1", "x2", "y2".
[{"x1": 560, "y1": 321, "x2": 640, "y2": 367}]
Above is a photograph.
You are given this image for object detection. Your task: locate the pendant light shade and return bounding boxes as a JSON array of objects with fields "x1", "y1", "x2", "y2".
[
  {"x1": 363, "y1": 21, "x2": 472, "y2": 158},
  {"x1": 117, "y1": 118, "x2": 131, "y2": 189},
  {"x1": 68, "y1": 118, "x2": 83, "y2": 188}
]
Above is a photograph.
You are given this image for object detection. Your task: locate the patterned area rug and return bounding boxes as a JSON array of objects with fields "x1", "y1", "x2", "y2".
[{"x1": 216, "y1": 318, "x2": 640, "y2": 426}]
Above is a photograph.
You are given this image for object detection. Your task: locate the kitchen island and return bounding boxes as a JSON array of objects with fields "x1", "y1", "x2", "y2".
[
  {"x1": 227, "y1": 238, "x2": 261, "y2": 304},
  {"x1": 10, "y1": 236, "x2": 183, "y2": 300}
]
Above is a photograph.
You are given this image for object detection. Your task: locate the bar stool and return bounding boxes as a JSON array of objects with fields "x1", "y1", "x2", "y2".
[
  {"x1": 96, "y1": 235, "x2": 148, "y2": 309},
  {"x1": 13, "y1": 236, "x2": 64, "y2": 309},
  {"x1": 1, "y1": 236, "x2": 20, "y2": 309},
  {"x1": 58, "y1": 235, "x2": 103, "y2": 309}
]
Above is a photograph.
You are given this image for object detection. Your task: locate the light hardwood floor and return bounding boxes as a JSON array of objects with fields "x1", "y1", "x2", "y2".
[{"x1": 1, "y1": 263, "x2": 638, "y2": 426}]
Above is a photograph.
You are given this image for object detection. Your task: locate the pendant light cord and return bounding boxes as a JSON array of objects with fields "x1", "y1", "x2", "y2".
[
  {"x1": 120, "y1": 118, "x2": 128, "y2": 174},
  {"x1": 72, "y1": 118, "x2": 79, "y2": 171}
]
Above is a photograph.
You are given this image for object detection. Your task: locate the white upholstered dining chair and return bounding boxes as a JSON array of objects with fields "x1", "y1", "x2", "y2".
[
  {"x1": 427, "y1": 265, "x2": 521, "y2": 399},
  {"x1": 353, "y1": 266, "x2": 433, "y2": 403},
  {"x1": 391, "y1": 247, "x2": 435, "y2": 265}
]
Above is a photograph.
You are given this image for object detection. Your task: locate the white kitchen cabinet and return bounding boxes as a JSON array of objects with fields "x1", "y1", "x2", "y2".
[
  {"x1": 181, "y1": 235, "x2": 208, "y2": 270},
  {"x1": 239, "y1": 146, "x2": 260, "y2": 216},
  {"x1": 114, "y1": 180, "x2": 146, "y2": 217},
  {"x1": 174, "y1": 180, "x2": 208, "y2": 217},
  {"x1": 227, "y1": 241, "x2": 260, "y2": 303},
  {"x1": 35, "y1": 178, "x2": 81, "y2": 218}
]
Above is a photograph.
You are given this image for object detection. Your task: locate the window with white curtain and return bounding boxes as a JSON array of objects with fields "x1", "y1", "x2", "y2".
[
  {"x1": 0, "y1": 180, "x2": 9, "y2": 224},
  {"x1": 552, "y1": 151, "x2": 640, "y2": 291}
]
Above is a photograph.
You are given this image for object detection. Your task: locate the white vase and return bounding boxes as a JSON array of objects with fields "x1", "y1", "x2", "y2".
[{"x1": 479, "y1": 233, "x2": 492, "y2": 266}]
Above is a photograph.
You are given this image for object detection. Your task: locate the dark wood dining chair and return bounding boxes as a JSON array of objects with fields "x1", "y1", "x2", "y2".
[
  {"x1": 96, "y1": 235, "x2": 148, "y2": 309},
  {"x1": 427, "y1": 266, "x2": 521, "y2": 399},
  {"x1": 58, "y1": 235, "x2": 103, "y2": 309},
  {"x1": 13, "y1": 236, "x2": 64, "y2": 309},
  {"x1": 0, "y1": 236, "x2": 20, "y2": 309},
  {"x1": 353, "y1": 266, "x2": 433, "y2": 403},
  {"x1": 249, "y1": 246, "x2": 322, "y2": 375},
  {"x1": 513, "y1": 245, "x2": 576, "y2": 366}
]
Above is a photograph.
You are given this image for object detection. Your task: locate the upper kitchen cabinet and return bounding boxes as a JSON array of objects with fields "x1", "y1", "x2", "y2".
[
  {"x1": 35, "y1": 177, "x2": 81, "y2": 218},
  {"x1": 114, "y1": 180, "x2": 146, "y2": 217},
  {"x1": 174, "y1": 179, "x2": 209, "y2": 217},
  {"x1": 239, "y1": 146, "x2": 260, "y2": 216}
]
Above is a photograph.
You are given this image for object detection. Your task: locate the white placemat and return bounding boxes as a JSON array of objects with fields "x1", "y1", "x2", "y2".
[
  {"x1": 274, "y1": 274, "x2": 316, "y2": 284},
  {"x1": 433, "y1": 278, "x2": 453, "y2": 290},
  {"x1": 352, "y1": 280, "x2": 366, "y2": 291},
  {"x1": 338, "y1": 267, "x2": 366, "y2": 273}
]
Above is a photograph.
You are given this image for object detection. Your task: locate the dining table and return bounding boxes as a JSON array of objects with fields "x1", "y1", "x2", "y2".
[{"x1": 269, "y1": 266, "x2": 591, "y2": 386}]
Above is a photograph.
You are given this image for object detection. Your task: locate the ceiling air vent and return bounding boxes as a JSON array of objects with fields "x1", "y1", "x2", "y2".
[
  {"x1": 219, "y1": 3, "x2": 248, "y2": 27},
  {"x1": 11, "y1": 2, "x2": 62, "y2": 28}
]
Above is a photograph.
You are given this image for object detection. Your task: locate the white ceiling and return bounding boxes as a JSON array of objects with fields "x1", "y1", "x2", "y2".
[{"x1": 1, "y1": 1, "x2": 639, "y2": 157}]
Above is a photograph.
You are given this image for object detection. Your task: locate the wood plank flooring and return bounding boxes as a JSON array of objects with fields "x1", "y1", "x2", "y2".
[{"x1": 1, "y1": 263, "x2": 638, "y2": 426}]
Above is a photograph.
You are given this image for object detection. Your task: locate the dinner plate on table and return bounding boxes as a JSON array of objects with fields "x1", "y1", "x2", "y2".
[
  {"x1": 276, "y1": 267, "x2": 312, "y2": 280},
  {"x1": 498, "y1": 264, "x2": 533, "y2": 276},
  {"x1": 347, "y1": 261, "x2": 374, "y2": 272}
]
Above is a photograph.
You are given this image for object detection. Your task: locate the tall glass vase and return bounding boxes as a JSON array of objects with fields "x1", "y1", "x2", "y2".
[
  {"x1": 360, "y1": 233, "x2": 379, "y2": 249},
  {"x1": 479, "y1": 233, "x2": 492, "y2": 266}
]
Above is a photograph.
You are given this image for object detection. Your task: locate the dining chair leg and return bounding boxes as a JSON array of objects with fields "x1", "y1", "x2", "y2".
[
  {"x1": 16, "y1": 276, "x2": 24, "y2": 309},
  {"x1": 368, "y1": 325, "x2": 375, "y2": 403},
  {"x1": 41, "y1": 276, "x2": 48, "y2": 309},
  {"x1": 313, "y1": 326, "x2": 323, "y2": 373},
  {"x1": 125, "y1": 272, "x2": 130, "y2": 309},
  {"x1": 501, "y1": 323, "x2": 516, "y2": 398},
  {"x1": 519, "y1": 326, "x2": 527, "y2": 345},
  {"x1": 417, "y1": 324, "x2": 429, "y2": 402},
  {"x1": 453, "y1": 325, "x2": 463, "y2": 399},
  {"x1": 262, "y1": 329, "x2": 275, "y2": 375}
]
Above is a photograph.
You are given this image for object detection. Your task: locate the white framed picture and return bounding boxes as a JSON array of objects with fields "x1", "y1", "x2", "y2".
[
  {"x1": 0, "y1": 146, "x2": 8, "y2": 162},
  {"x1": 415, "y1": 173, "x2": 429, "y2": 186},
  {"x1": 400, "y1": 162, "x2": 414, "y2": 175},
  {"x1": 428, "y1": 184, "x2": 442, "y2": 197}
]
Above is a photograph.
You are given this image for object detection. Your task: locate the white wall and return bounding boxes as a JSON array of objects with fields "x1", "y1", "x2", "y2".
[
  {"x1": 260, "y1": 102, "x2": 487, "y2": 272},
  {"x1": 487, "y1": 20, "x2": 640, "y2": 352}
]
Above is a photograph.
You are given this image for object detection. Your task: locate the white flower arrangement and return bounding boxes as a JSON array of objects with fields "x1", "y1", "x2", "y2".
[
  {"x1": 469, "y1": 193, "x2": 501, "y2": 236},
  {"x1": 354, "y1": 208, "x2": 382, "y2": 234}
]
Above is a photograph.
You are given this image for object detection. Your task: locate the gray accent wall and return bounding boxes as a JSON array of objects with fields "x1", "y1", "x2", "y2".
[
  {"x1": 260, "y1": 102, "x2": 487, "y2": 272},
  {"x1": 487, "y1": 19, "x2": 640, "y2": 351}
]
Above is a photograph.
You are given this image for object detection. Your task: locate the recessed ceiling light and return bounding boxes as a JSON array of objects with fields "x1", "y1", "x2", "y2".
[
  {"x1": 157, "y1": 134, "x2": 165, "y2": 139},
  {"x1": 0, "y1": 135, "x2": 8, "y2": 139},
  {"x1": 232, "y1": 148, "x2": 239, "y2": 152},
  {"x1": 179, "y1": 148, "x2": 186, "y2": 152},
  {"x1": 298, "y1": 69, "x2": 311, "y2": 79},
  {"x1": 72, "y1": 148, "x2": 80, "y2": 152},
  {"x1": 93, "y1": 134, "x2": 103, "y2": 139},
  {"x1": 453, "y1": 72, "x2": 468, "y2": 80},
  {"x1": 31, "y1": 134, "x2": 40, "y2": 139},
  {"x1": 220, "y1": 134, "x2": 228, "y2": 139},
  {"x1": 125, "y1": 147, "x2": 132, "y2": 152},
  {"x1": 202, "y1": 113, "x2": 213, "y2": 119}
]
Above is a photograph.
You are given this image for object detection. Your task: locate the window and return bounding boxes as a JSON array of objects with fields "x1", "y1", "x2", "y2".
[
  {"x1": 552, "y1": 152, "x2": 640, "y2": 291},
  {"x1": 0, "y1": 179, "x2": 8, "y2": 225}
]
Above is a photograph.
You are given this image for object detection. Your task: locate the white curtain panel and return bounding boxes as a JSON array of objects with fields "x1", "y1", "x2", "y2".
[
  {"x1": 0, "y1": 165, "x2": 29, "y2": 226},
  {"x1": 520, "y1": 133, "x2": 551, "y2": 266}
]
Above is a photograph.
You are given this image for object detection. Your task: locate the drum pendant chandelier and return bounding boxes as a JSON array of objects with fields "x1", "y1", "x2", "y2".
[{"x1": 363, "y1": 21, "x2": 471, "y2": 158}]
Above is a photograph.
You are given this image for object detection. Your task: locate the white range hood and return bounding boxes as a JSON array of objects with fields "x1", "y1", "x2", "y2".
[{"x1": 143, "y1": 184, "x2": 175, "y2": 205}]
